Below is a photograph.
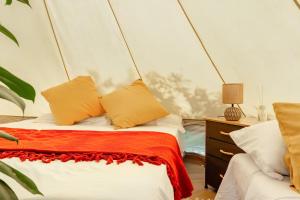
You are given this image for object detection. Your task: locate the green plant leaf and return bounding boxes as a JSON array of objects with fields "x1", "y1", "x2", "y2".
[
  {"x1": 0, "y1": 66, "x2": 35, "y2": 102},
  {"x1": 0, "y1": 161, "x2": 43, "y2": 195},
  {"x1": 17, "y1": 0, "x2": 31, "y2": 7},
  {"x1": 0, "y1": 180, "x2": 18, "y2": 200},
  {"x1": 0, "y1": 24, "x2": 19, "y2": 46},
  {"x1": 0, "y1": 85, "x2": 25, "y2": 113},
  {"x1": 0, "y1": 131, "x2": 18, "y2": 144},
  {"x1": 5, "y1": 0, "x2": 13, "y2": 5}
]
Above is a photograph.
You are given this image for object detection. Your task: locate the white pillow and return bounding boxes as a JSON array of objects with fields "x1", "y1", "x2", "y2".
[
  {"x1": 33, "y1": 113, "x2": 55, "y2": 123},
  {"x1": 146, "y1": 114, "x2": 185, "y2": 133},
  {"x1": 230, "y1": 120, "x2": 288, "y2": 180},
  {"x1": 34, "y1": 113, "x2": 110, "y2": 126}
]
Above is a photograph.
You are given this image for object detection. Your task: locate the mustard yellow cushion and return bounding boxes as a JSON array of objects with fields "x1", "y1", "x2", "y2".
[
  {"x1": 100, "y1": 79, "x2": 169, "y2": 128},
  {"x1": 273, "y1": 103, "x2": 300, "y2": 192},
  {"x1": 42, "y1": 76, "x2": 104, "y2": 125}
]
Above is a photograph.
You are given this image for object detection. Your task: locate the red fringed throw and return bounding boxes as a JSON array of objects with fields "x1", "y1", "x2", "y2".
[{"x1": 0, "y1": 127, "x2": 193, "y2": 199}]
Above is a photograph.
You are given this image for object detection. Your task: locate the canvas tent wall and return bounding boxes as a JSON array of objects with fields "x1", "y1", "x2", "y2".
[{"x1": 0, "y1": 0, "x2": 300, "y2": 119}]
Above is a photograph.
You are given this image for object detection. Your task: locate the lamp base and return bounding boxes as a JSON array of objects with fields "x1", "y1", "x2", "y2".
[{"x1": 224, "y1": 106, "x2": 241, "y2": 121}]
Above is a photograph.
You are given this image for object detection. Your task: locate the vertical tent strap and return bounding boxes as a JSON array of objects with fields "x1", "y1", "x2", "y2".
[
  {"x1": 177, "y1": 0, "x2": 246, "y2": 117},
  {"x1": 294, "y1": 0, "x2": 300, "y2": 10},
  {"x1": 177, "y1": 0, "x2": 225, "y2": 84},
  {"x1": 43, "y1": 0, "x2": 70, "y2": 81},
  {"x1": 107, "y1": 0, "x2": 143, "y2": 80}
]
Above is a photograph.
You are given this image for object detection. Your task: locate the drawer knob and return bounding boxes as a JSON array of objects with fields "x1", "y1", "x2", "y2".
[
  {"x1": 219, "y1": 149, "x2": 235, "y2": 156},
  {"x1": 220, "y1": 174, "x2": 224, "y2": 179},
  {"x1": 219, "y1": 131, "x2": 230, "y2": 136}
]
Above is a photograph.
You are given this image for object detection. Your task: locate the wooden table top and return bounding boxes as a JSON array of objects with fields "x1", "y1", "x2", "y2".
[{"x1": 204, "y1": 116, "x2": 260, "y2": 127}]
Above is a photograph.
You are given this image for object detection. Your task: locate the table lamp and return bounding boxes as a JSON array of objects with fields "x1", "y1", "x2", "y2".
[{"x1": 222, "y1": 83, "x2": 243, "y2": 121}]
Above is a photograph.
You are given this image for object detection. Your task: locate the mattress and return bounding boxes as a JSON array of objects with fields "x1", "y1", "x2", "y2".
[
  {"x1": 0, "y1": 116, "x2": 184, "y2": 200},
  {"x1": 216, "y1": 153, "x2": 300, "y2": 200}
]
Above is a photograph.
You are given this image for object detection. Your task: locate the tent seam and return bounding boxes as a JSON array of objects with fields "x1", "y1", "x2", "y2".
[
  {"x1": 177, "y1": 0, "x2": 225, "y2": 84},
  {"x1": 293, "y1": 0, "x2": 300, "y2": 10},
  {"x1": 43, "y1": 0, "x2": 70, "y2": 81},
  {"x1": 107, "y1": 0, "x2": 143, "y2": 80},
  {"x1": 177, "y1": 0, "x2": 246, "y2": 117}
]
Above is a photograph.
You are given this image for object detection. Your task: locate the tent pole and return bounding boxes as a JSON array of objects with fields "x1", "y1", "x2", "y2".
[
  {"x1": 107, "y1": 0, "x2": 143, "y2": 80},
  {"x1": 177, "y1": 0, "x2": 225, "y2": 83},
  {"x1": 177, "y1": 0, "x2": 246, "y2": 117},
  {"x1": 43, "y1": 0, "x2": 70, "y2": 81},
  {"x1": 294, "y1": 0, "x2": 300, "y2": 10}
]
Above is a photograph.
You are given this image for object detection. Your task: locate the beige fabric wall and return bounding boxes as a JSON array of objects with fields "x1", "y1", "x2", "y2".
[
  {"x1": 1, "y1": 0, "x2": 300, "y2": 119},
  {"x1": 110, "y1": 0, "x2": 224, "y2": 118},
  {"x1": 0, "y1": 0, "x2": 67, "y2": 116},
  {"x1": 46, "y1": 0, "x2": 139, "y2": 94},
  {"x1": 181, "y1": 0, "x2": 300, "y2": 117}
]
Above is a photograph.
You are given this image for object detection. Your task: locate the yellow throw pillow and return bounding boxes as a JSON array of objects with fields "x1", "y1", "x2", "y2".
[
  {"x1": 273, "y1": 103, "x2": 300, "y2": 192},
  {"x1": 100, "y1": 79, "x2": 169, "y2": 128},
  {"x1": 42, "y1": 76, "x2": 104, "y2": 125}
]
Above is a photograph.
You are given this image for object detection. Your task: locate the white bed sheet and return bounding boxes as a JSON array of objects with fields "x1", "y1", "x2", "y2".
[
  {"x1": 216, "y1": 153, "x2": 300, "y2": 200},
  {"x1": 0, "y1": 117, "x2": 184, "y2": 200}
]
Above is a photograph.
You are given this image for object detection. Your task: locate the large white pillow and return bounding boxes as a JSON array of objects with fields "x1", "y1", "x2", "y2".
[{"x1": 230, "y1": 120, "x2": 288, "y2": 180}]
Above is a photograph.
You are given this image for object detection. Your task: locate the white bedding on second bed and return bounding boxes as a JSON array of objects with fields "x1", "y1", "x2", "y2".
[
  {"x1": 216, "y1": 153, "x2": 300, "y2": 200},
  {"x1": 0, "y1": 116, "x2": 184, "y2": 200}
]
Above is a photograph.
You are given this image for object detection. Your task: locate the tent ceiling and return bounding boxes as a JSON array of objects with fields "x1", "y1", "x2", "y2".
[
  {"x1": 181, "y1": 0, "x2": 300, "y2": 116},
  {"x1": 0, "y1": 0, "x2": 299, "y2": 118}
]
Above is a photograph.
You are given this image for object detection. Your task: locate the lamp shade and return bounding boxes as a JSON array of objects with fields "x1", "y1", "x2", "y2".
[{"x1": 222, "y1": 83, "x2": 243, "y2": 104}]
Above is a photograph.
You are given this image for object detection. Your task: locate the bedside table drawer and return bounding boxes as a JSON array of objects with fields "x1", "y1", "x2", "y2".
[
  {"x1": 206, "y1": 121, "x2": 243, "y2": 144},
  {"x1": 206, "y1": 138, "x2": 243, "y2": 162},
  {"x1": 205, "y1": 156, "x2": 227, "y2": 189},
  {"x1": 205, "y1": 117, "x2": 258, "y2": 189}
]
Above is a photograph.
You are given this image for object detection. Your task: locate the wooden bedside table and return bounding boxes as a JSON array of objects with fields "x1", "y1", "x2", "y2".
[{"x1": 204, "y1": 117, "x2": 258, "y2": 189}]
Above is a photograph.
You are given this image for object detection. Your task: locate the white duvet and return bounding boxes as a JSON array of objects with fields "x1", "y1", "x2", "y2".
[
  {"x1": 0, "y1": 115, "x2": 184, "y2": 200},
  {"x1": 216, "y1": 154, "x2": 300, "y2": 200}
]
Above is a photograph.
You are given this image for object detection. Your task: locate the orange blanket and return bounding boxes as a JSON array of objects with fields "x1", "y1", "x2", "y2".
[{"x1": 0, "y1": 127, "x2": 193, "y2": 200}]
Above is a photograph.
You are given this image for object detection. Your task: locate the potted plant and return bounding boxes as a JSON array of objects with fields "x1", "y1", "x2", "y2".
[{"x1": 0, "y1": 0, "x2": 43, "y2": 199}]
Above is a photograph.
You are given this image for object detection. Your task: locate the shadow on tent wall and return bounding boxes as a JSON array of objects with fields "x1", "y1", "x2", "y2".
[{"x1": 100, "y1": 70, "x2": 226, "y2": 119}]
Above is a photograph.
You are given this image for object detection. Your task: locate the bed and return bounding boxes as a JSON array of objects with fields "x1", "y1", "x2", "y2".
[
  {"x1": 0, "y1": 115, "x2": 191, "y2": 200},
  {"x1": 216, "y1": 153, "x2": 300, "y2": 200}
]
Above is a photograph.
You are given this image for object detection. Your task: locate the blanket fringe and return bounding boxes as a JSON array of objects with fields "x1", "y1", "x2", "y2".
[{"x1": 0, "y1": 151, "x2": 184, "y2": 200}]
